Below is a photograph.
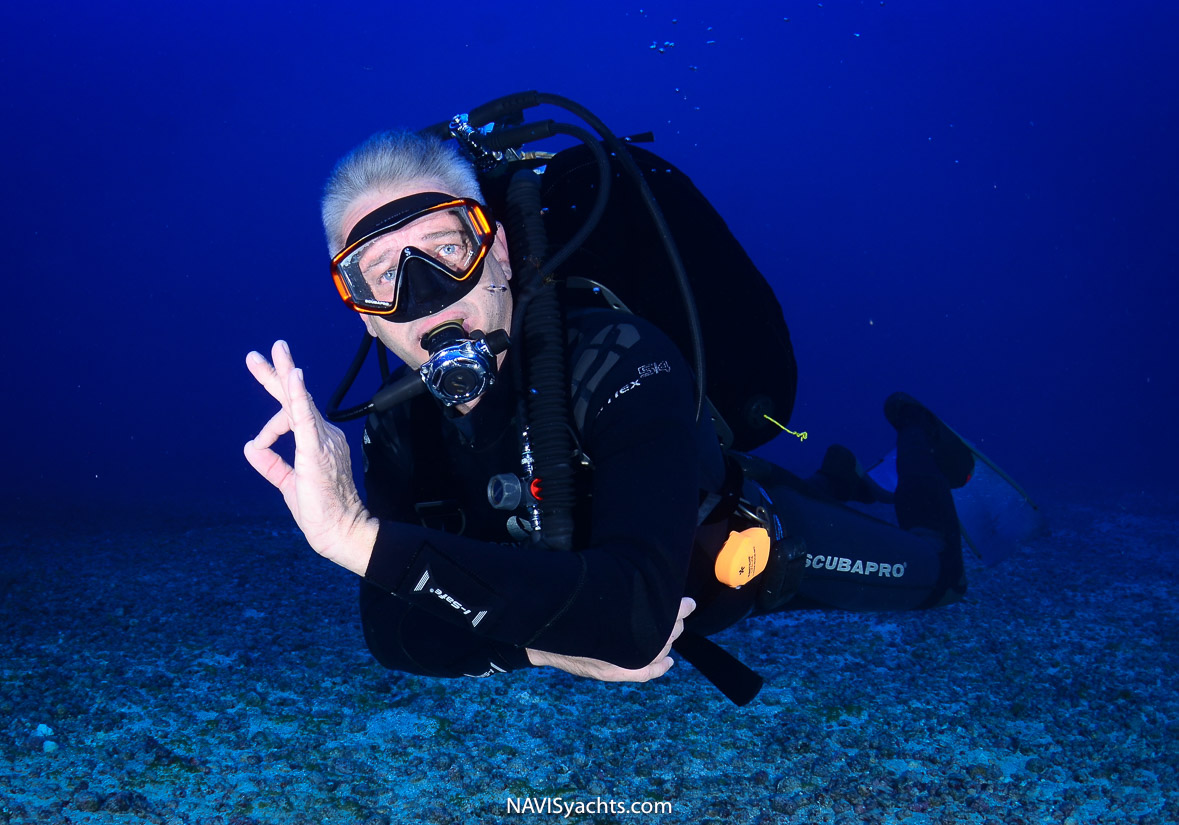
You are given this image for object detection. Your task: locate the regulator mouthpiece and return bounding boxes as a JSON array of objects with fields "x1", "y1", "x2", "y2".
[{"x1": 418, "y1": 321, "x2": 510, "y2": 406}]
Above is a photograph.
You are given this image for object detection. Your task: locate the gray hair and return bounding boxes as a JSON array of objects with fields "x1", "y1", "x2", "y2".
[{"x1": 321, "y1": 130, "x2": 484, "y2": 254}]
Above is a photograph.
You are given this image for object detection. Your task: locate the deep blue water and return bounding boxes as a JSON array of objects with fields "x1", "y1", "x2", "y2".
[{"x1": 2, "y1": 0, "x2": 1176, "y2": 519}]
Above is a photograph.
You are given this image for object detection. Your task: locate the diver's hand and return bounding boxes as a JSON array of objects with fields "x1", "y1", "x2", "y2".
[
  {"x1": 244, "y1": 340, "x2": 378, "y2": 576},
  {"x1": 525, "y1": 598, "x2": 696, "y2": 682}
]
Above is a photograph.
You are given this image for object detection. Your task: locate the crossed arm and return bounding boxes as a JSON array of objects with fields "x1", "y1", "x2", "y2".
[{"x1": 243, "y1": 340, "x2": 693, "y2": 683}]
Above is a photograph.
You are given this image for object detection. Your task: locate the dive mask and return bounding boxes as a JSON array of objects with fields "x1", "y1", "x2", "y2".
[{"x1": 331, "y1": 192, "x2": 495, "y2": 322}]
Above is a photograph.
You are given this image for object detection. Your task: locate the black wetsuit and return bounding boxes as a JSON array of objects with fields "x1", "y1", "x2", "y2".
[{"x1": 358, "y1": 306, "x2": 965, "y2": 679}]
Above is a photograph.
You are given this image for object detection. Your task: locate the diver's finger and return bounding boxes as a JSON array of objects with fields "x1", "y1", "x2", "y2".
[
  {"x1": 245, "y1": 350, "x2": 272, "y2": 372},
  {"x1": 669, "y1": 618, "x2": 686, "y2": 645},
  {"x1": 636, "y1": 655, "x2": 675, "y2": 682},
  {"x1": 636, "y1": 599, "x2": 694, "y2": 682},
  {"x1": 250, "y1": 409, "x2": 292, "y2": 451},
  {"x1": 286, "y1": 366, "x2": 326, "y2": 455},
  {"x1": 604, "y1": 653, "x2": 674, "y2": 683},
  {"x1": 652, "y1": 610, "x2": 691, "y2": 667},
  {"x1": 246, "y1": 351, "x2": 287, "y2": 405},
  {"x1": 244, "y1": 409, "x2": 296, "y2": 491},
  {"x1": 243, "y1": 435, "x2": 294, "y2": 492},
  {"x1": 268, "y1": 341, "x2": 297, "y2": 403},
  {"x1": 641, "y1": 597, "x2": 695, "y2": 675},
  {"x1": 271, "y1": 339, "x2": 295, "y2": 378}
]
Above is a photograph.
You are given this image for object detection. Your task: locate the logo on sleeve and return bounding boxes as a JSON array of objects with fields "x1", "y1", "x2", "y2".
[
  {"x1": 601, "y1": 361, "x2": 673, "y2": 413},
  {"x1": 637, "y1": 361, "x2": 671, "y2": 378},
  {"x1": 412, "y1": 568, "x2": 490, "y2": 627}
]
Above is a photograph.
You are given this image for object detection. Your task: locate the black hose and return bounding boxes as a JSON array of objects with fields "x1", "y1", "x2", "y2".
[
  {"x1": 485, "y1": 119, "x2": 612, "y2": 276},
  {"x1": 504, "y1": 170, "x2": 576, "y2": 551},
  {"x1": 377, "y1": 341, "x2": 391, "y2": 382},
  {"x1": 325, "y1": 331, "x2": 377, "y2": 422},
  {"x1": 468, "y1": 92, "x2": 543, "y2": 128},
  {"x1": 538, "y1": 126, "x2": 611, "y2": 277},
  {"x1": 534, "y1": 92, "x2": 706, "y2": 421},
  {"x1": 488, "y1": 120, "x2": 610, "y2": 552}
]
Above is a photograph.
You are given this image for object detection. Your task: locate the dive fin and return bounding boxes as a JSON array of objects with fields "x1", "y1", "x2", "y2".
[{"x1": 867, "y1": 439, "x2": 1046, "y2": 568}]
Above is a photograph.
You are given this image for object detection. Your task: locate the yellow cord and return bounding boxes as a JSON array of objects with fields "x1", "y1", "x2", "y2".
[{"x1": 764, "y1": 415, "x2": 807, "y2": 442}]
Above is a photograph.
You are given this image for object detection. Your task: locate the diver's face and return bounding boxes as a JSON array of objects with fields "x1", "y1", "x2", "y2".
[{"x1": 339, "y1": 180, "x2": 513, "y2": 371}]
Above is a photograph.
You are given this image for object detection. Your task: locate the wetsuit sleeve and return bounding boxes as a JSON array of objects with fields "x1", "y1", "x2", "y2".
[
  {"x1": 362, "y1": 314, "x2": 702, "y2": 671},
  {"x1": 359, "y1": 409, "x2": 534, "y2": 677}
]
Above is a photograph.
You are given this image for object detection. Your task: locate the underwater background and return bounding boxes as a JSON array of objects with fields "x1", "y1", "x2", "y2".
[{"x1": 2, "y1": 1, "x2": 1176, "y2": 823}]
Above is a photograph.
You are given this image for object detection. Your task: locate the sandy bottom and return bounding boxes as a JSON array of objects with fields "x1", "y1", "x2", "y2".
[{"x1": 2, "y1": 491, "x2": 1176, "y2": 824}]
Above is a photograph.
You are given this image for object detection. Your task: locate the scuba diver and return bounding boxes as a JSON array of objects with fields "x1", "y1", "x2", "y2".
[{"x1": 245, "y1": 92, "x2": 1030, "y2": 704}]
